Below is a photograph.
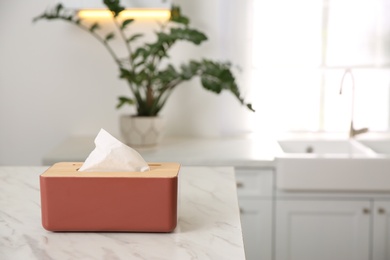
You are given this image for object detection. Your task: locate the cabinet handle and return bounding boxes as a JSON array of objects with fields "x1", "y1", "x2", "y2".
[
  {"x1": 378, "y1": 208, "x2": 386, "y2": 214},
  {"x1": 236, "y1": 182, "x2": 244, "y2": 188},
  {"x1": 363, "y1": 208, "x2": 371, "y2": 214}
]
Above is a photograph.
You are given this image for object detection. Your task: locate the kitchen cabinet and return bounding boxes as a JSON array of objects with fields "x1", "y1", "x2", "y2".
[
  {"x1": 275, "y1": 199, "x2": 390, "y2": 260},
  {"x1": 275, "y1": 199, "x2": 370, "y2": 260},
  {"x1": 239, "y1": 199, "x2": 272, "y2": 260},
  {"x1": 373, "y1": 201, "x2": 390, "y2": 260},
  {"x1": 235, "y1": 167, "x2": 273, "y2": 260}
]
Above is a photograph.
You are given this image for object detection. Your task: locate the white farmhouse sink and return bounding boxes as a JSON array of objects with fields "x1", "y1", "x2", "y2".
[
  {"x1": 358, "y1": 139, "x2": 390, "y2": 155},
  {"x1": 277, "y1": 139, "x2": 373, "y2": 156},
  {"x1": 275, "y1": 139, "x2": 390, "y2": 191}
]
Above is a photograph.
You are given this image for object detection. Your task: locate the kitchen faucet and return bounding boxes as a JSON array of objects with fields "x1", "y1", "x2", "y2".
[{"x1": 339, "y1": 68, "x2": 369, "y2": 138}]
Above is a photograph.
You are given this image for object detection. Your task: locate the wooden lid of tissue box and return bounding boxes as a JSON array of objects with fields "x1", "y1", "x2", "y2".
[{"x1": 40, "y1": 162, "x2": 180, "y2": 232}]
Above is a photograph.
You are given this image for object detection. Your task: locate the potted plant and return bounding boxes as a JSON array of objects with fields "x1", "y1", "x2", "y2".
[{"x1": 33, "y1": 0, "x2": 254, "y2": 146}]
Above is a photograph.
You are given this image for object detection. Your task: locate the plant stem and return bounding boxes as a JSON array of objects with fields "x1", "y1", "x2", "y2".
[
  {"x1": 68, "y1": 20, "x2": 122, "y2": 67},
  {"x1": 113, "y1": 18, "x2": 134, "y2": 68},
  {"x1": 149, "y1": 21, "x2": 170, "y2": 71},
  {"x1": 70, "y1": 17, "x2": 144, "y2": 112},
  {"x1": 111, "y1": 16, "x2": 143, "y2": 109},
  {"x1": 154, "y1": 77, "x2": 182, "y2": 107}
]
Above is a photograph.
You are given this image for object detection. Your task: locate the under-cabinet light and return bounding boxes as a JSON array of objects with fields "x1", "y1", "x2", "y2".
[{"x1": 77, "y1": 9, "x2": 170, "y2": 20}]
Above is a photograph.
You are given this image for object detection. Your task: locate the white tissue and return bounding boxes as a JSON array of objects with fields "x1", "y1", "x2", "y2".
[{"x1": 78, "y1": 128, "x2": 150, "y2": 172}]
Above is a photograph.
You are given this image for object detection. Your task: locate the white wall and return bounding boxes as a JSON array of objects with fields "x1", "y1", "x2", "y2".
[{"x1": 0, "y1": 0, "x2": 253, "y2": 165}]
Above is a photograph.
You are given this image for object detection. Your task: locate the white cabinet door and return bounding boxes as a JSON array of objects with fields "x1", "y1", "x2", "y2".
[
  {"x1": 239, "y1": 199, "x2": 272, "y2": 260},
  {"x1": 275, "y1": 200, "x2": 371, "y2": 260},
  {"x1": 373, "y1": 200, "x2": 390, "y2": 260},
  {"x1": 236, "y1": 167, "x2": 274, "y2": 260},
  {"x1": 235, "y1": 168, "x2": 273, "y2": 198}
]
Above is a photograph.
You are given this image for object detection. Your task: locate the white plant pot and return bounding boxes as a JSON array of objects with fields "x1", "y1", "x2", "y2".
[{"x1": 120, "y1": 115, "x2": 165, "y2": 147}]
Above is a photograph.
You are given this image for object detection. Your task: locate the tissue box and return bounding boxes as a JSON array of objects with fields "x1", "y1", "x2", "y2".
[{"x1": 40, "y1": 162, "x2": 180, "y2": 232}]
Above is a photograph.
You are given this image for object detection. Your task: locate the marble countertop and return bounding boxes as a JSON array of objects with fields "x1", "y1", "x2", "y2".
[
  {"x1": 0, "y1": 166, "x2": 245, "y2": 260},
  {"x1": 42, "y1": 135, "x2": 282, "y2": 167},
  {"x1": 41, "y1": 132, "x2": 390, "y2": 167}
]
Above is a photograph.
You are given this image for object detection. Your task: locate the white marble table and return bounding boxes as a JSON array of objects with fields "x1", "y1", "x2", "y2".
[{"x1": 0, "y1": 166, "x2": 245, "y2": 260}]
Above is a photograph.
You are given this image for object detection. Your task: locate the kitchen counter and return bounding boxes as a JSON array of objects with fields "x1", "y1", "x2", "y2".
[
  {"x1": 42, "y1": 135, "x2": 281, "y2": 167},
  {"x1": 0, "y1": 166, "x2": 245, "y2": 260}
]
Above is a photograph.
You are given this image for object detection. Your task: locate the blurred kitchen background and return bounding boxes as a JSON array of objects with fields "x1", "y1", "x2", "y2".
[{"x1": 1, "y1": 0, "x2": 390, "y2": 165}]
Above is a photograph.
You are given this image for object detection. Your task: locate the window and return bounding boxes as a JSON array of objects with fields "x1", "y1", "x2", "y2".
[{"x1": 249, "y1": 0, "x2": 390, "y2": 134}]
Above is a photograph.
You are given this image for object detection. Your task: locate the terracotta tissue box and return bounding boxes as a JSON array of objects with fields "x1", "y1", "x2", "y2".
[{"x1": 40, "y1": 162, "x2": 180, "y2": 232}]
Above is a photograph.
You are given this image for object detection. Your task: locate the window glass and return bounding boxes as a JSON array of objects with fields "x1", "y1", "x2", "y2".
[{"x1": 250, "y1": 0, "x2": 390, "y2": 133}]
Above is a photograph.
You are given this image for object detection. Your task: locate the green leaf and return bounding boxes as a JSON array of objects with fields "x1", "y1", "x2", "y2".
[
  {"x1": 103, "y1": 0, "x2": 125, "y2": 17},
  {"x1": 121, "y1": 19, "x2": 134, "y2": 29},
  {"x1": 247, "y1": 104, "x2": 255, "y2": 112},
  {"x1": 116, "y1": 96, "x2": 135, "y2": 109},
  {"x1": 155, "y1": 65, "x2": 180, "y2": 86},
  {"x1": 170, "y1": 28, "x2": 207, "y2": 45},
  {"x1": 200, "y1": 75, "x2": 222, "y2": 94},
  {"x1": 33, "y1": 4, "x2": 64, "y2": 22},
  {"x1": 89, "y1": 22, "x2": 100, "y2": 32},
  {"x1": 179, "y1": 61, "x2": 199, "y2": 80},
  {"x1": 119, "y1": 68, "x2": 133, "y2": 79},
  {"x1": 131, "y1": 47, "x2": 148, "y2": 60},
  {"x1": 157, "y1": 32, "x2": 172, "y2": 42},
  {"x1": 134, "y1": 60, "x2": 145, "y2": 68},
  {"x1": 55, "y1": 3, "x2": 63, "y2": 15},
  {"x1": 127, "y1": 33, "x2": 143, "y2": 43},
  {"x1": 198, "y1": 59, "x2": 255, "y2": 112},
  {"x1": 146, "y1": 63, "x2": 156, "y2": 72},
  {"x1": 105, "y1": 32, "x2": 115, "y2": 42},
  {"x1": 170, "y1": 5, "x2": 189, "y2": 25},
  {"x1": 119, "y1": 68, "x2": 145, "y2": 86},
  {"x1": 32, "y1": 14, "x2": 45, "y2": 23}
]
